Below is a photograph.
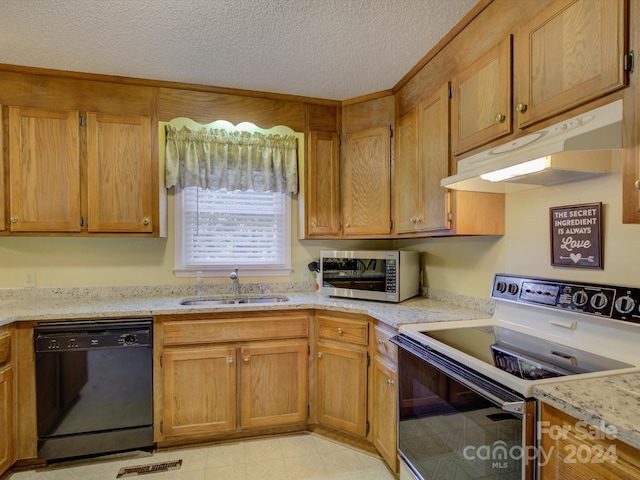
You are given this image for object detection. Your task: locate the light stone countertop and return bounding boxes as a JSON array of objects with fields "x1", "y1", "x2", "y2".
[
  {"x1": 534, "y1": 374, "x2": 640, "y2": 451},
  {"x1": 0, "y1": 284, "x2": 493, "y2": 329}
]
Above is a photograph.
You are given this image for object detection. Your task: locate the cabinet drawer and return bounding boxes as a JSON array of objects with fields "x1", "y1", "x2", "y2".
[
  {"x1": 0, "y1": 332, "x2": 10, "y2": 366},
  {"x1": 318, "y1": 316, "x2": 368, "y2": 346},
  {"x1": 163, "y1": 314, "x2": 308, "y2": 346},
  {"x1": 373, "y1": 324, "x2": 397, "y2": 363}
]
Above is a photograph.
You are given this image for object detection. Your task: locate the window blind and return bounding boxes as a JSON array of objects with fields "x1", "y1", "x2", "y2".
[{"x1": 181, "y1": 187, "x2": 287, "y2": 267}]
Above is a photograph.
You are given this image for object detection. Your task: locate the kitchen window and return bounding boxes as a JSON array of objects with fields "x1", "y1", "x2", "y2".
[
  {"x1": 173, "y1": 186, "x2": 292, "y2": 277},
  {"x1": 165, "y1": 119, "x2": 299, "y2": 278}
]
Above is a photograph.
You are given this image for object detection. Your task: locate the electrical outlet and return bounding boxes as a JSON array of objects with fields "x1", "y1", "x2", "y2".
[{"x1": 25, "y1": 271, "x2": 37, "y2": 288}]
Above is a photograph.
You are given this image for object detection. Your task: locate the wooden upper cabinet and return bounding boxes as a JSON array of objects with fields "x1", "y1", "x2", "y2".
[
  {"x1": 8, "y1": 107, "x2": 81, "y2": 232},
  {"x1": 86, "y1": 113, "x2": 153, "y2": 233},
  {"x1": 394, "y1": 108, "x2": 420, "y2": 235},
  {"x1": 0, "y1": 107, "x2": 4, "y2": 232},
  {"x1": 342, "y1": 125, "x2": 391, "y2": 237},
  {"x1": 451, "y1": 36, "x2": 512, "y2": 156},
  {"x1": 305, "y1": 131, "x2": 340, "y2": 238},
  {"x1": 395, "y1": 83, "x2": 451, "y2": 235},
  {"x1": 514, "y1": 0, "x2": 627, "y2": 129},
  {"x1": 418, "y1": 83, "x2": 452, "y2": 233}
]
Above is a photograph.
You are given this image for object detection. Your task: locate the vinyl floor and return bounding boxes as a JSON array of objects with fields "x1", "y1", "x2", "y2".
[{"x1": 7, "y1": 432, "x2": 396, "y2": 480}]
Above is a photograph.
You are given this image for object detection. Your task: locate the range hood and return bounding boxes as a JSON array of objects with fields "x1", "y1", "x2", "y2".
[{"x1": 441, "y1": 100, "x2": 623, "y2": 193}]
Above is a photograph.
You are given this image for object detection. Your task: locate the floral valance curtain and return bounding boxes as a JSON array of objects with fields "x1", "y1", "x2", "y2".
[{"x1": 165, "y1": 125, "x2": 299, "y2": 194}]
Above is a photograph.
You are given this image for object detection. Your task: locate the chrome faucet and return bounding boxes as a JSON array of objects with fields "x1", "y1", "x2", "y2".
[{"x1": 230, "y1": 267, "x2": 240, "y2": 296}]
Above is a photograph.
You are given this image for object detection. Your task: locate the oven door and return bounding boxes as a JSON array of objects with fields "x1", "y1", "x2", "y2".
[{"x1": 392, "y1": 335, "x2": 536, "y2": 480}]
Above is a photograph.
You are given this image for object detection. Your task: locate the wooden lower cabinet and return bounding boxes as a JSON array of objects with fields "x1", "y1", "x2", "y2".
[
  {"x1": 539, "y1": 403, "x2": 640, "y2": 480},
  {"x1": 315, "y1": 312, "x2": 369, "y2": 437},
  {"x1": 0, "y1": 364, "x2": 14, "y2": 475},
  {"x1": 162, "y1": 346, "x2": 237, "y2": 438},
  {"x1": 158, "y1": 312, "x2": 309, "y2": 443},
  {"x1": 0, "y1": 327, "x2": 14, "y2": 476},
  {"x1": 316, "y1": 342, "x2": 368, "y2": 437},
  {"x1": 239, "y1": 340, "x2": 308, "y2": 428},
  {"x1": 372, "y1": 356, "x2": 397, "y2": 472}
]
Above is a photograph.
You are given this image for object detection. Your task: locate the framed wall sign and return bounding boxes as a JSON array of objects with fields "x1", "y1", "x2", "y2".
[{"x1": 550, "y1": 202, "x2": 602, "y2": 269}]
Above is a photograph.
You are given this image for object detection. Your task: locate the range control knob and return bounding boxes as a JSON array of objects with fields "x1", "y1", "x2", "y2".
[
  {"x1": 614, "y1": 295, "x2": 636, "y2": 314},
  {"x1": 495, "y1": 281, "x2": 507, "y2": 293},
  {"x1": 507, "y1": 283, "x2": 519, "y2": 295},
  {"x1": 123, "y1": 335, "x2": 137, "y2": 345},
  {"x1": 572, "y1": 290, "x2": 588, "y2": 306},
  {"x1": 590, "y1": 292, "x2": 608, "y2": 310}
]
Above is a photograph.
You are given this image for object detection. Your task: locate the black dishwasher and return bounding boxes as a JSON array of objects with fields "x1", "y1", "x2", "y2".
[{"x1": 34, "y1": 319, "x2": 154, "y2": 461}]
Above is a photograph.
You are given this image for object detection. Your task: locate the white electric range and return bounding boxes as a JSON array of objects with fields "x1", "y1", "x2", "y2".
[{"x1": 393, "y1": 274, "x2": 640, "y2": 480}]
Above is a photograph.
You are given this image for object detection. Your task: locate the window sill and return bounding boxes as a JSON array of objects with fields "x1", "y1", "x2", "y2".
[{"x1": 174, "y1": 267, "x2": 294, "y2": 278}]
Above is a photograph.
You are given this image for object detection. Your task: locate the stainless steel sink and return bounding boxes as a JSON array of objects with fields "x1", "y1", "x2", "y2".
[
  {"x1": 237, "y1": 296, "x2": 289, "y2": 304},
  {"x1": 180, "y1": 295, "x2": 289, "y2": 306}
]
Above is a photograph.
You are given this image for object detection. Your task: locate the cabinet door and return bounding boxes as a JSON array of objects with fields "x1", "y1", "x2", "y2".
[
  {"x1": 162, "y1": 347, "x2": 236, "y2": 438},
  {"x1": 8, "y1": 107, "x2": 80, "y2": 232},
  {"x1": 305, "y1": 131, "x2": 340, "y2": 237},
  {"x1": 539, "y1": 403, "x2": 640, "y2": 479},
  {"x1": 86, "y1": 113, "x2": 153, "y2": 233},
  {"x1": 394, "y1": 108, "x2": 421, "y2": 234},
  {"x1": 418, "y1": 83, "x2": 452, "y2": 232},
  {"x1": 515, "y1": 0, "x2": 627, "y2": 129},
  {"x1": 343, "y1": 126, "x2": 391, "y2": 237},
  {"x1": 0, "y1": 366, "x2": 14, "y2": 475},
  {"x1": 0, "y1": 107, "x2": 5, "y2": 231},
  {"x1": 239, "y1": 339, "x2": 308, "y2": 428},
  {"x1": 372, "y1": 356, "x2": 397, "y2": 472},
  {"x1": 316, "y1": 343, "x2": 367, "y2": 436},
  {"x1": 451, "y1": 36, "x2": 512, "y2": 155}
]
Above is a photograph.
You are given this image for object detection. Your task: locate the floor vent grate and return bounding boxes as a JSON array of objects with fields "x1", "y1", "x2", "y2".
[{"x1": 116, "y1": 460, "x2": 182, "y2": 477}]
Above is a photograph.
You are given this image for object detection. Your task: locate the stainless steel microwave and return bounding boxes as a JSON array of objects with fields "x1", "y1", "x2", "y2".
[{"x1": 319, "y1": 250, "x2": 420, "y2": 303}]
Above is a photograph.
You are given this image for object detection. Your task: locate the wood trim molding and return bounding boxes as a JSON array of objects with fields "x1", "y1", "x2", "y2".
[{"x1": 392, "y1": 0, "x2": 494, "y2": 94}]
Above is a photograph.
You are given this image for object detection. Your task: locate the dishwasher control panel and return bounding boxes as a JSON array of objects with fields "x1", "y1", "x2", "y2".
[
  {"x1": 492, "y1": 275, "x2": 640, "y2": 324},
  {"x1": 35, "y1": 319, "x2": 152, "y2": 352}
]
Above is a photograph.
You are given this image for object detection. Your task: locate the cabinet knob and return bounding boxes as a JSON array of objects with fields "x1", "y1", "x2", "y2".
[
  {"x1": 378, "y1": 339, "x2": 384, "y2": 346},
  {"x1": 495, "y1": 113, "x2": 506, "y2": 122},
  {"x1": 143, "y1": 218, "x2": 150, "y2": 225},
  {"x1": 243, "y1": 355, "x2": 250, "y2": 362},
  {"x1": 317, "y1": 352, "x2": 323, "y2": 358},
  {"x1": 387, "y1": 379, "x2": 395, "y2": 387},
  {"x1": 345, "y1": 223, "x2": 351, "y2": 228},
  {"x1": 337, "y1": 327, "x2": 344, "y2": 334},
  {"x1": 311, "y1": 222, "x2": 316, "y2": 227},
  {"x1": 516, "y1": 102, "x2": 528, "y2": 113},
  {"x1": 227, "y1": 357, "x2": 233, "y2": 364},
  {"x1": 10, "y1": 216, "x2": 18, "y2": 223},
  {"x1": 635, "y1": 180, "x2": 640, "y2": 190},
  {"x1": 415, "y1": 216, "x2": 422, "y2": 223}
]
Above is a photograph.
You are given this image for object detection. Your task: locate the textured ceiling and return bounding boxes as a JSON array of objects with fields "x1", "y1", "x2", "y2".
[{"x1": 0, "y1": 0, "x2": 478, "y2": 101}]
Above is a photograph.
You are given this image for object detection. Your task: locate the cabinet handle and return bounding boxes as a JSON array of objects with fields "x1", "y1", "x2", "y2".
[
  {"x1": 311, "y1": 222, "x2": 317, "y2": 227},
  {"x1": 345, "y1": 224, "x2": 351, "y2": 228},
  {"x1": 635, "y1": 180, "x2": 640, "y2": 190},
  {"x1": 10, "y1": 217, "x2": 18, "y2": 223},
  {"x1": 317, "y1": 352, "x2": 323, "y2": 358},
  {"x1": 387, "y1": 379, "x2": 395, "y2": 387},
  {"x1": 516, "y1": 102, "x2": 528, "y2": 113},
  {"x1": 143, "y1": 218, "x2": 150, "y2": 225},
  {"x1": 227, "y1": 357, "x2": 233, "y2": 364},
  {"x1": 243, "y1": 355, "x2": 250, "y2": 362},
  {"x1": 337, "y1": 327, "x2": 344, "y2": 334},
  {"x1": 378, "y1": 339, "x2": 384, "y2": 346},
  {"x1": 415, "y1": 216, "x2": 422, "y2": 223},
  {"x1": 495, "y1": 113, "x2": 506, "y2": 122}
]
